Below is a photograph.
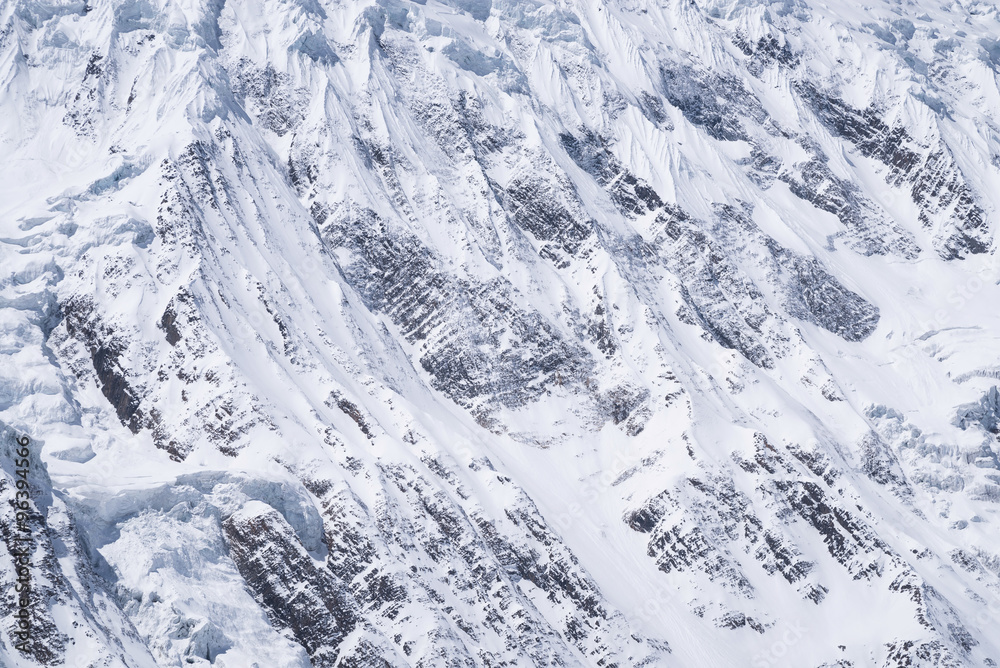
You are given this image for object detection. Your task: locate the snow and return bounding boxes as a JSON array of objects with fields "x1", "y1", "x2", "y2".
[{"x1": 1, "y1": 0, "x2": 1000, "y2": 664}]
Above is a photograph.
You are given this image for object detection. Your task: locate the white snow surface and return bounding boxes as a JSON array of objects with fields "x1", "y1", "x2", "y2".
[{"x1": 0, "y1": 0, "x2": 999, "y2": 665}]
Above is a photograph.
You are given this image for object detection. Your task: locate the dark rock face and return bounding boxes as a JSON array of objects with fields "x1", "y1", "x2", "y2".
[
  {"x1": 771, "y1": 479, "x2": 887, "y2": 577},
  {"x1": 560, "y1": 130, "x2": 664, "y2": 215},
  {"x1": 625, "y1": 420, "x2": 997, "y2": 663},
  {"x1": 859, "y1": 431, "x2": 910, "y2": 489},
  {"x1": 229, "y1": 59, "x2": 310, "y2": 137},
  {"x1": 741, "y1": 146, "x2": 783, "y2": 189},
  {"x1": 328, "y1": 391, "x2": 375, "y2": 440},
  {"x1": 782, "y1": 254, "x2": 880, "y2": 341},
  {"x1": 498, "y1": 175, "x2": 593, "y2": 263},
  {"x1": 655, "y1": 205, "x2": 781, "y2": 368},
  {"x1": 552, "y1": 129, "x2": 880, "y2": 379},
  {"x1": 712, "y1": 204, "x2": 881, "y2": 342},
  {"x1": 659, "y1": 64, "x2": 770, "y2": 143},
  {"x1": 797, "y1": 82, "x2": 920, "y2": 168},
  {"x1": 883, "y1": 639, "x2": 961, "y2": 668},
  {"x1": 627, "y1": 437, "x2": 934, "y2": 650},
  {"x1": 655, "y1": 62, "x2": 926, "y2": 261},
  {"x1": 60, "y1": 296, "x2": 143, "y2": 434},
  {"x1": 633, "y1": 466, "x2": 837, "y2": 603},
  {"x1": 735, "y1": 33, "x2": 800, "y2": 75},
  {"x1": 650, "y1": 201, "x2": 881, "y2": 367},
  {"x1": 779, "y1": 153, "x2": 921, "y2": 259},
  {"x1": 652, "y1": 55, "x2": 990, "y2": 263},
  {"x1": 159, "y1": 306, "x2": 181, "y2": 346},
  {"x1": 555, "y1": 126, "x2": 881, "y2": 374},
  {"x1": 297, "y1": 443, "x2": 669, "y2": 666},
  {"x1": 222, "y1": 505, "x2": 361, "y2": 667},
  {"x1": 797, "y1": 82, "x2": 990, "y2": 259},
  {"x1": 53, "y1": 285, "x2": 254, "y2": 461},
  {"x1": 322, "y1": 208, "x2": 593, "y2": 414}
]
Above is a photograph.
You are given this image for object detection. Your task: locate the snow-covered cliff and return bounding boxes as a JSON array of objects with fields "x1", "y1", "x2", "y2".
[{"x1": 2, "y1": 0, "x2": 1000, "y2": 665}]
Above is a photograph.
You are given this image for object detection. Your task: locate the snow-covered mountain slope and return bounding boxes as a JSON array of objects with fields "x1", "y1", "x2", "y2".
[{"x1": 1, "y1": 0, "x2": 1000, "y2": 665}]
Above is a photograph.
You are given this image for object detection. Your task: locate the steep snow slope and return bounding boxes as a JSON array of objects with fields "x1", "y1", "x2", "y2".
[{"x1": 1, "y1": 0, "x2": 1000, "y2": 665}]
